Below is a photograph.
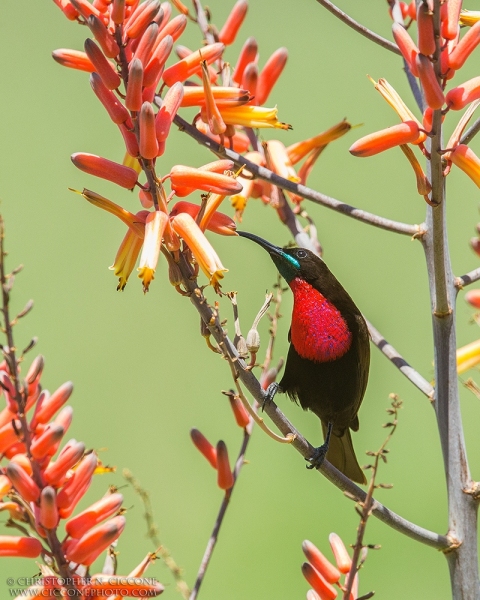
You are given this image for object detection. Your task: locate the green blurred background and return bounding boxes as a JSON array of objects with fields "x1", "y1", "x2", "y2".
[{"x1": 1, "y1": 1, "x2": 480, "y2": 597}]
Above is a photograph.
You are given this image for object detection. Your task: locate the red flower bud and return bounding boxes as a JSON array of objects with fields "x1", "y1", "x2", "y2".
[
  {"x1": 256, "y1": 47, "x2": 288, "y2": 105},
  {"x1": 349, "y1": 121, "x2": 420, "y2": 157},
  {"x1": 155, "y1": 82, "x2": 184, "y2": 143},
  {"x1": 52, "y1": 49, "x2": 95, "y2": 72},
  {"x1": 65, "y1": 515, "x2": 126, "y2": 565},
  {"x1": 0, "y1": 535, "x2": 42, "y2": 558},
  {"x1": 56, "y1": 452, "x2": 97, "y2": 509},
  {"x1": 125, "y1": 58, "x2": 144, "y2": 111},
  {"x1": 85, "y1": 39, "x2": 121, "y2": 90},
  {"x1": 446, "y1": 76, "x2": 480, "y2": 110},
  {"x1": 6, "y1": 462, "x2": 40, "y2": 503},
  {"x1": 417, "y1": 2, "x2": 435, "y2": 56},
  {"x1": 125, "y1": 0, "x2": 162, "y2": 38},
  {"x1": 216, "y1": 440, "x2": 234, "y2": 490},
  {"x1": 465, "y1": 289, "x2": 480, "y2": 308},
  {"x1": 40, "y1": 487, "x2": 59, "y2": 529},
  {"x1": 415, "y1": 54, "x2": 444, "y2": 110},
  {"x1": 392, "y1": 23, "x2": 419, "y2": 76},
  {"x1": 44, "y1": 440, "x2": 85, "y2": 486},
  {"x1": 139, "y1": 102, "x2": 159, "y2": 158},
  {"x1": 444, "y1": 0, "x2": 462, "y2": 40},
  {"x1": 301, "y1": 563, "x2": 337, "y2": 600},
  {"x1": 449, "y1": 21, "x2": 480, "y2": 70},
  {"x1": 143, "y1": 35, "x2": 173, "y2": 88},
  {"x1": 134, "y1": 22, "x2": 159, "y2": 67},
  {"x1": 329, "y1": 533, "x2": 352, "y2": 574},
  {"x1": 71, "y1": 153, "x2": 138, "y2": 189},
  {"x1": 162, "y1": 42, "x2": 225, "y2": 86},
  {"x1": 31, "y1": 425, "x2": 65, "y2": 460},
  {"x1": 90, "y1": 72, "x2": 129, "y2": 123},
  {"x1": 190, "y1": 428, "x2": 217, "y2": 468},
  {"x1": 232, "y1": 37, "x2": 258, "y2": 85},
  {"x1": 86, "y1": 15, "x2": 120, "y2": 59},
  {"x1": 66, "y1": 493, "x2": 124, "y2": 538},
  {"x1": 302, "y1": 540, "x2": 341, "y2": 584}
]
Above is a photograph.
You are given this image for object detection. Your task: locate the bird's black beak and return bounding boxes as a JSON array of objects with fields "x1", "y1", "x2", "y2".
[{"x1": 237, "y1": 231, "x2": 284, "y2": 258}]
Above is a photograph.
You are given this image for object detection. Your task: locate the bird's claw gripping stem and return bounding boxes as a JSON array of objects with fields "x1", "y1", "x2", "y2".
[
  {"x1": 306, "y1": 422, "x2": 333, "y2": 470},
  {"x1": 262, "y1": 382, "x2": 280, "y2": 411}
]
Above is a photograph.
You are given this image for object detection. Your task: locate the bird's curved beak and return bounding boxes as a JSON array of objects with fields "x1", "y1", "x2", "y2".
[{"x1": 237, "y1": 230, "x2": 284, "y2": 258}]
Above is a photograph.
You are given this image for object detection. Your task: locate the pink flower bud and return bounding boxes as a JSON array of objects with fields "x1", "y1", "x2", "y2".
[
  {"x1": 32, "y1": 381, "x2": 73, "y2": 426},
  {"x1": 134, "y1": 22, "x2": 159, "y2": 67}
]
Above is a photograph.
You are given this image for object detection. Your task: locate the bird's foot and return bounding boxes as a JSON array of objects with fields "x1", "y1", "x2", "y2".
[
  {"x1": 306, "y1": 421, "x2": 333, "y2": 470},
  {"x1": 262, "y1": 382, "x2": 281, "y2": 412}
]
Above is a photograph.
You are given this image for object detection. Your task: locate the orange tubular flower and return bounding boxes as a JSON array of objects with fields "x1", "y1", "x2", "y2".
[
  {"x1": 448, "y1": 21, "x2": 480, "y2": 70},
  {"x1": 256, "y1": 47, "x2": 288, "y2": 105},
  {"x1": 218, "y1": 0, "x2": 248, "y2": 46},
  {"x1": 86, "y1": 15, "x2": 120, "y2": 59},
  {"x1": 180, "y1": 86, "x2": 251, "y2": 108},
  {"x1": 75, "y1": 189, "x2": 145, "y2": 237},
  {"x1": 71, "y1": 154, "x2": 138, "y2": 190},
  {"x1": 139, "y1": 102, "x2": 159, "y2": 159},
  {"x1": 450, "y1": 144, "x2": 480, "y2": 187},
  {"x1": 446, "y1": 76, "x2": 480, "y2": 110},
  {"x1": 417, "y1": 2, "x2": 435, "y2": 56},
  {"x1": 110, "y1": 221, "x2": 147, "y2": 290},
  {"x1": 0, "y1": 421, "x2": 21, "y2": 455},
  {"x1": 241, "y1": 62, "x2": 258, "y2": 104},
  {"x1": 465, "y1": 289, "x2": 480, "y2": 308},
  {"x1": 155, "y1": 81, "x2": 184, "y2": 143},
  {"x1": 30, "y1": 425, "x2": 65, "y2": 460},
  {"x1": 415, "y1": 54, "x2": 445, "y2": 110},
  {"x1": 228, "y1": 394, "x2": 250, "y2": 428},
  {"x1": 125, "y1": 58, "x2": 144, "y2": 111},
  {"x1": 287, "y1": 120, "x2": 351, "y2": 165},
  {"x1": 0, "y1": 536, "x2": 43, "y2": 558},
  {"x1": 53, "y1": 0, "x2": 79, "y2": 20},
  {"x1": 174, "y1": 44, "x2": 217, "y2": 82},
  {"x1": 162, "y1": 42, "x2": 225, "y2": 86},
  {"x1": 154, "y1": 14, "x2": 187, "y2": 46},
  {"x1": 138, "y1": 211, "x2": 169, "y2": 291},
  {"x1": 90, "y1": 73, "x2": 129, "y2": 124},
  {"x1": 40, "y1": 487, "x2": 59, "y2": 530},
  {"x1": 399, "y1": 144, "x2": 432, "y2": 198},
  {"x1": 134, "y1": 22, "x2": 159, "y2": 68},
  {"x1": 124, "y1": 0, "x2": 162, "y2": 39},
  {"x1": 216, "y1": 440, "x2": 234, "y2": 490},
  {"x1": 232, "y1": 36, "x2": 258, "y2": 85},
  {"x1": 203, "y1": 104, "x2": 291, "y2": 130},
  {"x1": 201, "y1": 61, "x2": 226, "y2": 136},
  {"x1": 170, "y1": 212, "x2": 228, "y2": 287},
  {"x1": 190, "y1": 429, "x2": 217, "y2": 468},
  {"x1": 52, "y1": 49, "x2": 95, "y2": 72},
  {"x1": 349, "y1": 121, "x2": 420, "y2": 157},
  {"x1": 56, "y1": 453, "x2": 98, "y2": 509},
  {"x1": 43, "y1": 440, "x2": 85, "y2": 486},
  {"x1": 143, "y1": 35, "x2": 173, "y2": 88},
  {"x1": 391, "y1": 23, "x2": 419, "y2": 76},
  {"x1": 66, "y1": 492, "x2": 124, "y2": 539},
  {"x1": 6, "y1": 462, "x2": 41, "y2": 503},
  {"x1": 266, "y1": 140, "x2": 300, "y2": 182},
  {"x1": 84, "y1": 40, "x2": 120, "y2": 90},
  {"x1": 170, "y1": 165, "x2": 243, "y2": 196},
  {"x1": 302, "y1": 540, "x2": 341, "y2": 585},
  {"x1": 446, "y1": 0, "x2": 462, "y2": 38},
  {"x1": 65, "y1": 515, "x2": 126, "y2": 565},
  {"x1": 301, "y1": 563, "x2": 337, "y2": 600},
  {"x1": 329, "y1": 533, "x2": 352, "y2": 574},
  {"x1": 169, "y1": 201, "x2": 237, "y2": 236}
]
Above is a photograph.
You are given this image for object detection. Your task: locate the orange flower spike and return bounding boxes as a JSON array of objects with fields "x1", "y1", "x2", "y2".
[
  {"x1": 170, "y1": 165, "x2": 242, "y2": 195},
  {"x1": 267, "y1": 140, "x2": 300, "y2": 182},
  {"x1": 139, "y1": 102, "x2": 159, "y2": 159},
  {"x1": 190, "y1": 429, "x2": 217, "y2": 468},
  {"x1": 349, "y1": 121, "x2": 420, "y2": 157},
  {"x1": 143, "y1": 35, "x2": 173, "y2": 88},
  {"x1": 445, "y1": 0, "x2": 462, "y2": 40},
  {"x1": 465, "y1": 289, "x2": 480, "y2": 308},
  {"x1": 201, "y1": 61, "x2": 227, "y2": 136},
  {"x1": 70, "y1": 0, "x2": 103, "y2": 20},
  {"x1": 232, "y1": 36, "x2": 258, "y2": 84},
  {"x1": 53, "y1": 0, "x2": 79, "y2": 20},
  {"x1": 134, "y1": 22, "x2": 159, "y2": 68},
  {"x1": 154, "y1": 14, "x2": 187, "y2": 47},
  {"x1": 241, "y1": 62, "x2": 258, "y2": 104},
  {"x1": 40, "y1": 487, "x2": 59, "y2": 530},
  {"x1": 155, "y1": 81, "x2": 184, "y2": 143},
  {"x1": 450, "y1": 144, "x2": 480, "y2": 187},
  {"x1": 0, "y1": 536, "x2": 43, "y2": 558},
  {"x1": 329, "y1": 533, "x2": 352, "y2": 574},
  {"x1": 86, "y1": 15, "x2": 120, "y2": 59},
  {"x1": 31, "y1": 425, "x2": 65, "y2": 460},
  {"x1": 124, "y1": 0, "x2": 162, "y2": 38},
  {"x1": 457, "y1": 339, "x2": 480, "y2": 373},
  {"x1": 125, "y1": 58, "x2": 144, "y2": 112},
  {"x1": 56, "y1": 453, "x2": 98, "y2": 509},
  {"x1": 170, "y1": 213, "x2": 228, "y2": 285},
  {"x1": 449, "y1": 21, "x2": 480, "y2": 70},
  {"x1": 392, "y1": 23, "x2": 419, "y2": 76},
  {"x1": 256, "y1": 47, "x2": 288, "y2": 105},
  {"x1": 399, "y1": 144, "x2": 432, "y2": 196},
  {"x1": 86, "y1": 575, "x2": 164, "y2": 597},
  {"x1": 85, "y1": 42, "x2": 121, "y2": 91},
  {"x1": 74, "y1": 188, "x2": 145, "y2": 236},
  {"x1": 216, "y1": 440, "x2": 234, "y2": 490},
  {"x1": 302, "y1": 540, "x2": 341, "y2": 585},
  {"x1": 162, "y1": 42, "x2": 225, "y2": 86},
  {"x1": 301, "y1": 563, "x2": 337, "y2": 600},
  {"x1": 417, "y1": 2, "x2": 436, "y2": 56},
  {"x1": 110, "y1": 227, "x2": 145, "y2": 290},
  {"x1": 212, "y1": 105, "x2": 291, "y2": 130},
  {"x1": 52, "y1": 49, "x2": 95, "y2": 72},
  {"x1": 6, "y1": 462, "x2": 41, "y2": 503},
  {"x1": 65, "y1": 515, "x2": 126, "y2": 565},
  {"x1": 0, "y1": 420, "x2": 21, "y2": 455},
  {"x1": 228, "y1": 394, "x2": 250, "y2": 428},
  {"x1": 138, "y1": 211, "x2": 169, "y2": 291},
  {"x1": 446, "y1": 76, "x2": 480, "y2": 110},
  {"x1": 66, "y1": 493, "x2": 124, "y2": 539},
  {"x1": 287, "y1": 120, "x2": 351, "y2": 165},
  {"x1": 43, "y1": 440, "x2": 85, "y2": 486},
  {"x1": 72, "y1": 154, "x2": 139, "y2": 190},
  {"x1": 218, "y1": 0, "x2": 248, "y2": 46},
  {"x1": 111, "y1": 0, "x2": 126, "y2": 24},
  {"x1": 90, "y1": 73, "x2": 129, "y2": 125}
]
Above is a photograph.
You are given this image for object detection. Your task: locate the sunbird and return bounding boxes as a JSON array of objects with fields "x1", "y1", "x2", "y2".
[{"x1": 239, "y1": 231, "x2": 369, "y2": 484}]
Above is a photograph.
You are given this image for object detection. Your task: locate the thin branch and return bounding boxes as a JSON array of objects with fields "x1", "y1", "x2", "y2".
[
  {"x1": 455, "y1": 267, "x2": 480, "y2": 289},
  {"x1": 170, "y1": 113, "x2": 422, "y2": 237},
  {"x1": 460, "y1": 116, "x2": 480, "y2": 146},
  {"x1": 192, "y1": 0, "x2": 215, "y2": 44},
  {"x1": 314, "y1": 0, "x2": 401, "y2": 55},
  {"x1": 366, "y1": 319, "x2": 434, "y2": 398},
  {"x1": 189, "y1": 430, "x2": 251, "y2": 600},
  {"x1": 178, "y1": 264, "x2": 451, "y2": 551}
]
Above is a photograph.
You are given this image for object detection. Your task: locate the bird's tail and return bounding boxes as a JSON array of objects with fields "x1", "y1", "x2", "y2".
[{"x1": 322, "y1": 424, "x2": 366, "y2": 484}]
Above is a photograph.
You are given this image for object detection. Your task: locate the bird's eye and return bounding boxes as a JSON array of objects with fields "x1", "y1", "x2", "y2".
[{"x1": 296, "y1": 250, "x2": 307, "y2": 259}]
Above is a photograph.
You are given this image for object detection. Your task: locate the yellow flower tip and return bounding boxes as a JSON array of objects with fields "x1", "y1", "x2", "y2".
[
  {"x1": 367, "y1": 74, "x2": 377, "y2": 86},
  {"x1": 457, "y1": 339, "x2": 480, "y2": 374},
  {"x1": 110, "y1": 226, "x2": 145, "y2": 291},
  {"x1": 137, "y1": 267, "x2": 155, "y2": 293},
  {"x1": 123, "y1": 152, "x2": 142, "y2": 174},
  {"x1": 137, "y1": 211, "x2": 169, "y2": 291}
]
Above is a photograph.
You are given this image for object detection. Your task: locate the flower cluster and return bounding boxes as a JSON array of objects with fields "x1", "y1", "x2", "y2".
[
  {"x1": 0, "y1": 354, "x2": 163, "y2": 597},
  {"x1": 350, "y1": 2, "x2": 480, "y2": 201},
  {"x1": 301, "y1": 534, "x2": 358, "y2": 600}
]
